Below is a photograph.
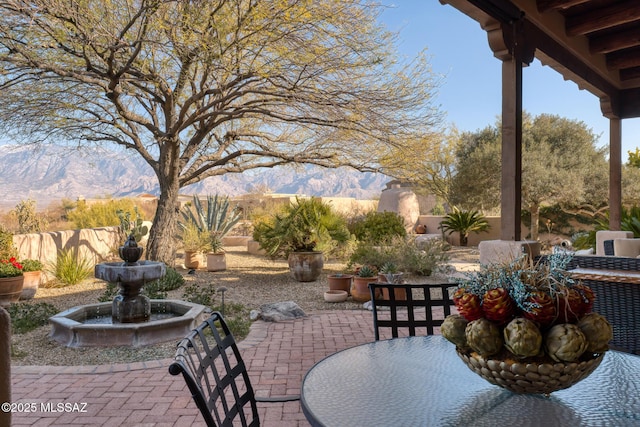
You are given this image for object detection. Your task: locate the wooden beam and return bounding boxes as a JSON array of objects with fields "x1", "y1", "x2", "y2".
[
  {"x1": 566, "y1": 1, "x2": 640, "y2": 36},
  {"x1": 590, "y1": 27, "x2": 640, "y2": 54},
  {"x1": 620, "y1": 88, "x2": 640, "y2": 118},
  {"x1": 607, "y1": 46, "x2": 640, "y2": 70},
  {"x1": 501, "y1": 57, "x2": 522, "y2": 241},
  {"x1": 536, "y1": 0, "x2": 589, "y2": 13},
  {"x1": 620, "y1": 66, "x2": 640, "y2": 81}
]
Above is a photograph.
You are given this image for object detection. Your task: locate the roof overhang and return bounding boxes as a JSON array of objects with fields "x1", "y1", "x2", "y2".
[{"x1": 440, "y1": 0, "x2": 640, "y2": 119}]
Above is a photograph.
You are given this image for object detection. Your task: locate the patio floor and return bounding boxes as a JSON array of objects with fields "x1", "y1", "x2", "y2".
[{"x1": 11, "y1": 309, "x2": 378, "y2": 427}]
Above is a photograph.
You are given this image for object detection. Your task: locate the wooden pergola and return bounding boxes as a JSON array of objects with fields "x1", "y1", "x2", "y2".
[{"x1": 440, "y1": 0, "x2": 640, "y2": 240}]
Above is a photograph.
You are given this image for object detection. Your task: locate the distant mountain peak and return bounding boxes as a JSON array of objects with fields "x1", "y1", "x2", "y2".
[{"x1": 0, "y1": 144, "x2": 388, "y2": 210}]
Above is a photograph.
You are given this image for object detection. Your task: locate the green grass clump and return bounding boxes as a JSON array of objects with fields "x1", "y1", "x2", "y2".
[{"x1": 46, "y1": 248, "x2": 93, "y2": 287}]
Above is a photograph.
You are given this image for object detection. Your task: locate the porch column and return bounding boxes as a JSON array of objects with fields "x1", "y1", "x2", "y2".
[
  {"x1": 609, "y1": 117, "x2": 622, "y2": 230},
  {"x1": 501, "y1": 57, "x2": 523, "y2": 241}
]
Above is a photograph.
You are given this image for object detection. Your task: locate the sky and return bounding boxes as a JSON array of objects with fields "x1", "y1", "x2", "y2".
[{"x1": 379, "y1": 1, "x2": 640, "y2": 161}]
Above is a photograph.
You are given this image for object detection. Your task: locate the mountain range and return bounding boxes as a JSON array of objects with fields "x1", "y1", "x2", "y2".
[{"x1": 0, "y1": 144, "x2": 389, "y2": 211}]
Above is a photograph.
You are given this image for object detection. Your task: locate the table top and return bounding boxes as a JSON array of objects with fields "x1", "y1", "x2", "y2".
[{"x1": 300, "y1": 336, "x2": 640, "y2": 427}]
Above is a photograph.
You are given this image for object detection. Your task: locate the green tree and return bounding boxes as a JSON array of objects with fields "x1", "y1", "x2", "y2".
[
  {"x1": 0, "y1": 0, "x2": 442, "y2": 264},
  {"x1": 628, "y1": 148, "x2": 640, "y2": 168},
  {"x1": 440, "y1": 208, "x2": 490, "y2": 246},
  {"x1": 450, "y1": 113, "x2": 608, "y2": 240}
]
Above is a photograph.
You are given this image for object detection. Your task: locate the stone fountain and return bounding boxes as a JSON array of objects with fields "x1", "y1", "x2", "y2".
[{"x1": 49, "y1": 235, "x2": 209, "y2": 348}]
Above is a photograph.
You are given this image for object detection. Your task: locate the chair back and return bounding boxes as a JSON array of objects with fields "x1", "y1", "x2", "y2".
[
  {"x1": 169, "y1": 311, "x2": 259, "y2": 427},
  {"x1": 368, "y1": 283, "x2": 457, "y2": 341}
]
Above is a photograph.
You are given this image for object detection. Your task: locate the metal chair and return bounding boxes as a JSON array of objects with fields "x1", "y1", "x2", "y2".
[
  {"x1": 368, "y1": 283, "x2": 457, "y2": 341},
  {"x1": 169, "y1": 311, "x2": 299, "y2": 427}
]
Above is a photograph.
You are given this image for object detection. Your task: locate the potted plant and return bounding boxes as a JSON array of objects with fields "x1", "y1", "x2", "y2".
[
  {"x1": 206, "y1": 232, "x2": 227, "y2": 272},
  {"x1": 378, "y1": 262, "x2": 406, "y2": 301},
  {"x1": 19, "y1": 259, "x2": 43, "y2": 300},
  {"x1": 179, "y1": 221, "x2": 210, "y2": 269},
  {"x1": 179, "y1": 194, "x2": 241, "y2": 271},
  {"x1": 351, "y1": 265, "x2": 377, "y2": 302},
  {"x1": 252, "y1": 197, "x2": 352, "y2": 282},
  {"x1": 0, "y1": 257, "x2": 24, "y2": 306}
]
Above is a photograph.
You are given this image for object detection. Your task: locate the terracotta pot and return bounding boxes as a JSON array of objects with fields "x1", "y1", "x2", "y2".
[
  {"x1": 351, "y1": 276, "x2": 377, "y2": 302},
  {"x1": 206, "y1": 252, "x2": 227, "y2": 272},
  {"x1": 327, "y1": 274, "x2": 353, "y2": 295},
  {"x1": 381, "y1": 286, "x2": 408, "y2": 301},
  {"x1": 288, "y1": 251, "x2": 324, "y2": 282},
  {"x1": 0, "y1": 275, "x2": 25, "y2": 307},
  {"x1": 20, "y1": 270, "x2": 42, "y2": 300},
  {"x1": 184, "y1": 251, "x2": 203, "y2": 269}
]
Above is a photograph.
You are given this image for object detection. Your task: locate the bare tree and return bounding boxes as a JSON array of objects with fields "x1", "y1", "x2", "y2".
[{"x1": 0, "y1": 0, "x2": 442, "y2": 263}]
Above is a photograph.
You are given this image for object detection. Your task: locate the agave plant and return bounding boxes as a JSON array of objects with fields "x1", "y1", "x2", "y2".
[
  {"x1": 439, "y1": 207, "x2": 490, "y2": 246},
  {"x1": 178, "y1": 194, "x2": 241, "y2": 252}
]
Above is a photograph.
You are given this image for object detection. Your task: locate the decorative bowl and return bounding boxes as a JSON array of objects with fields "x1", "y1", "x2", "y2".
[
  {"x1": 324, "y1": 290, "x2": 348, "y2": 303},
  {"x1": 456, "y1": 348, "x2": 604, "y2": 395}
]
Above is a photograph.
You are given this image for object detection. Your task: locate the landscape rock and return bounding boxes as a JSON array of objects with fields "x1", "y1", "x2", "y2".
[{"x1": 258, "y1": 301, "x2": 306, "y2": 322}]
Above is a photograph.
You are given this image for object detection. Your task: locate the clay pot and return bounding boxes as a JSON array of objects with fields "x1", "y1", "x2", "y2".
[
  {"x1": 288, "y1": 251, "x2": 324, "y2": 282},
  {"x1": 324, "y1": 290, "x2": 348, "y2": 303},
  {"x1": 206, "y1": 252, "x2": 227, "y2": 272},
  {"x1": 184, "y1": 251, "x2": 203, "y2": 269},
  {"x1": 0, "y1": 276, "x2": 24, "y2": 307},
  {"x1": 327, "y1": 274, "x2": 353, "y2": 295},
  {"x1": 351, "y1": 276, "x2": 377, "y2": 302},
  {"x1": 20, "y1": 270, "x2": 42, "y2": 300}
]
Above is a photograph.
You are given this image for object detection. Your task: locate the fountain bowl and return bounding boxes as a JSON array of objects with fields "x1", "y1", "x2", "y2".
[
  {"x1": 94, "y1": 260, "x2": 165, "y2": 285},
  {"x1": 49, "y1": 299, "x2": 209, "y2": 348}
]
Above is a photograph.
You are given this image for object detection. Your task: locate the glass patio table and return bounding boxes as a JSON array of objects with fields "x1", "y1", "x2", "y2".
[{"x1": 300, "y1": 335, "x2": 640, "y2": 427}]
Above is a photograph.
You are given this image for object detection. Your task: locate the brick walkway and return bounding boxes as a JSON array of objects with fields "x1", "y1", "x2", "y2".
[{"x1": 10, "y1": 310, "x2": 377, "y2": 427}]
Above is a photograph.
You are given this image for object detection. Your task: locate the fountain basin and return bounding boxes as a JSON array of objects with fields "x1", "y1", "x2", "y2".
[
  {"x1": 94, "y1": 261, "x2": 165, "y2": 285},
  {"x1": 49, "y1": 299, "x2": 209, "y2": 348}
]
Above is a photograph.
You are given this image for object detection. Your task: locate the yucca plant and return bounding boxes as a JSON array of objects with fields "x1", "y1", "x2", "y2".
[{"x1": 440, "y1": 208, "x2": 490, "y2": 247}]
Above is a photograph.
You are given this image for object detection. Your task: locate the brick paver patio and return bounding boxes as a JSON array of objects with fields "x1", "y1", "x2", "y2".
[{"x1": 11, "y1": 310, "x2": 377, "y2": 427}]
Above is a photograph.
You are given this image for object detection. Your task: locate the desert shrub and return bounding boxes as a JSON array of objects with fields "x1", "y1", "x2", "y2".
[
  {"x1": 397, "y1": 237, "x2": 450, "y2": 276},
  {"x1": 0, "y1": 225, "x2": 17, "y2": 259},
  {"x1": 7, "y1": 302, "x2": 59, "y2": 334},
  {"x1": 12, "y1": 198, "x2": 48, "y2": 233},
  {"x1": 181, "y1": 283, "x2": 217, "y2": 307},
  {"x1": 46, "y1": 248, "x2": 93, "y2": 286},
  {"x1": 348, "y1": 235, "x2": 450, "y2": 276},
  {"x1": 67, "y1": 198, "x2": 145, "y2": 229},
  {"x1": 349, "y1": 211, "x2": 406, "y2": 244}
]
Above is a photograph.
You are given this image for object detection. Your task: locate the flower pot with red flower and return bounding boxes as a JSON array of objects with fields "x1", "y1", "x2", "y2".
[{"x1": 0, "y1": 257, "x2": 24, "y2": 307}]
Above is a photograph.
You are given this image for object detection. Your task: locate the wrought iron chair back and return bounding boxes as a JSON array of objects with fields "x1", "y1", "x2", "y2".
[
  {"x1": 368, "y1": 283, "x2": 457, "y2": 341},
  {"x1": 169, "y1": 311, "x2": 299, "y2": 427}
]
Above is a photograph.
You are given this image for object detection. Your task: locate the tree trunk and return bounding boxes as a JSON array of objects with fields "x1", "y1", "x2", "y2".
[
  {"x1": 460, "y1": 233, "x2": 468, "y2": 247},
  {"x1": 146, "y1": 165, "x2": 181, "y2": 265},
  {"x1": 530, "y1": 203, "x2": 540, "y2": 241}
]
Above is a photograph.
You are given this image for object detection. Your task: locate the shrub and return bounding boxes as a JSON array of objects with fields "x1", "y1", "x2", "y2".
[
  {"x1": 397, "y1": 237, "x2": 450, "y2": 276},
  {"x1": 349, "y1": 211, "x2": 406, "y2": 244},
  {"x1": 7, "y1": 302, "x2": 59, "y2": 334},
  {"x1": 46, "y1": 248, "x2": 93, "y2": 286},
  {"x1": 252, "y1": 197, "x2": 352, "y2": 258},
  {"x1": 0, "y1": 225, "x2": 16, "y2": 260},
  {"x1": 12, "y1": 198, "x2": 48, "y2": 233},
  {"x1": 181, "y1": 283, "x2": 217, "y2": 307},
  {"x1": 67, "y1": 198, "x2": 145, "y2": 230},
  {"x1": 20, "y1": 259, "x2": 43, "y2": 272}
]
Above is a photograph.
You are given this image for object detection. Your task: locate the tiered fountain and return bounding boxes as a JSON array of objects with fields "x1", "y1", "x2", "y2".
[{"x1": 49, "y1": 235, "x2": 208, "y2": 348}]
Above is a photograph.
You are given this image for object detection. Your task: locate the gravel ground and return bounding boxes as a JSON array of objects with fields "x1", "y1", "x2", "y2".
[{"x1": 9, "y1": 246, "x2": 479, "y2": 366}]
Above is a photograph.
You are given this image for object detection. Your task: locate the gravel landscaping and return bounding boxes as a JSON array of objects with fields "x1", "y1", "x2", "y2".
[{"x1": 9, "y1": 246, "x2": 479, "y2": 366}]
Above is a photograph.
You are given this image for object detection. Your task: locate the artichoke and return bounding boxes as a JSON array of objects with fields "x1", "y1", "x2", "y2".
[
  {"x1": 465, "y1": 318, "x2": 503, "y2": 356},
  {"x1": 577, "y1": 313, "x2": 613, "y2": 353},
  {"x1": 545, "y1": 324, "x2": 587, "y2": 362},
  {"x1": 441, "y1": 314, "x2": 469, "y2": 350},
  {"x1": 503, "y1": 317, "x2": 542, "y2": 358}
]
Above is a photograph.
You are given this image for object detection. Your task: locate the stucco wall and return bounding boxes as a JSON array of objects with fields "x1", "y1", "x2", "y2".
[{"x1": 13, "y1": 226, "x2": 122, "y2": 268}]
